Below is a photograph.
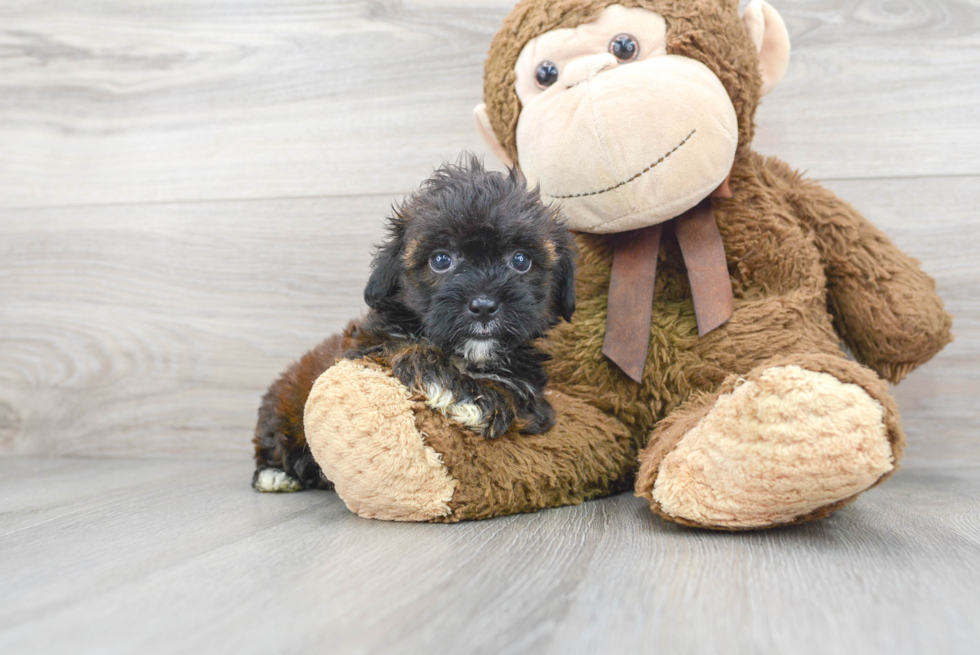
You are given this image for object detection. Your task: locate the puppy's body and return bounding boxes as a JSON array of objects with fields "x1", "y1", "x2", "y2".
[{"x1": 253, "y1": 158, "x2": 575, "y2": 491}]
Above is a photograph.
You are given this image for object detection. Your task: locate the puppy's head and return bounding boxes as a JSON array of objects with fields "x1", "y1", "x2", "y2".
[{"x1": 365, "y1": 156, "x2": 576, "y2": 363}]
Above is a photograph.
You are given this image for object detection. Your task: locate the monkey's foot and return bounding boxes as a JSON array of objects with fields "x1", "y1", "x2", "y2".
[
  {"x1": 636, "y1": 362, "x2": 899, "y2": 530},
  {"x1": 304, "y1": 359, "x2": 458, "y2": 521}
]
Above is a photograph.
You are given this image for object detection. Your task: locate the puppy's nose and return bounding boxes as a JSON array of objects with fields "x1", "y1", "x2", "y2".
[{"x1": 468, "y1": 296, "x2": 499, "y2": 322}]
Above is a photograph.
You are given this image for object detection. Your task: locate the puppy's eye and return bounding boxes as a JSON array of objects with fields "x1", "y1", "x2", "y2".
[
  {"x1": 509, "y1": 251, "x2": 531, "y2": 273},
  {"x1": 429, "y1": 252, "x2": 455, "y2": 273},
  {"x1": 609, "y1": 34, "x2": 639, "y2": 62},
  {"x1": 535, "y1": 61, "x2": 559, "y2": 89}
]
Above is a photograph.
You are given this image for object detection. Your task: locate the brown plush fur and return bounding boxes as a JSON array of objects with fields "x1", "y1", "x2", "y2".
[
  {"x1": 471, "y1": 0, "x2": 951, "y2": 527},
  {"x1": 294, "y1": 0, "x2": 952, "y2": 527},
  {"x1": 416, "y1": 388, "x2": 640, "y2": 521},
  {"x1": 634, "y1": 352, "x2": 905, "y2": 530},
  {"x1": 541, "y1": 151, "x2": 951, "y2": 440},
  {"x1": 376, "y1": 148, "x2": 950, "y2": 525}
]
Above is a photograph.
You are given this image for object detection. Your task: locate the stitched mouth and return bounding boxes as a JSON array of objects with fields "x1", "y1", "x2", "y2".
[{"x1": 544, "y1": 129, "x2": 696, "y2": 200}]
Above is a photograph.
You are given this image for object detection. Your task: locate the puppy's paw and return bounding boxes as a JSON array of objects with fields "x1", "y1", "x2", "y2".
[
  {"x1": 424, "y1": 383, "x2": 457, "y2": 413},
  {"x1": 479, "y1": 404, "x2": 515, "y2": 440},
  {"x1": 425, "y1": 382, "x2": 486, "y2": 430},
  {"x1": 448, "y1": 401, "x2": 512, "y2": 439},
  {"x1": 252, "y1": 468, "x2": 303, "y2": 493},
  {"x1": 447, "y1": 401, "x2": 488, "y2": 432},
  {"x1": 423, "y1": 382, "x2": 514, "y2": 439},
  {"x1": 519, "y1": 401, "x2": 555, "y2": 435}
]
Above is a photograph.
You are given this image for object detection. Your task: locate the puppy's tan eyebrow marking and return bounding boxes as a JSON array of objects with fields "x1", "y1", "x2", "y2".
[
  {"x1": 544, "y1": 129, "x2": 696, "y2": 200},
  {"x1": 402, "y1": 239, "x2": 420, "y2": 262},
  {"x1": 542, "y1": 240, "x2": 557, "y2": 263}
]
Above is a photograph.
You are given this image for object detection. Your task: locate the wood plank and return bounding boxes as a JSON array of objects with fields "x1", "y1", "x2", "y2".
[
  {"x1": 0, "y1": 194, "x2": 392, "y2": 457},
  {"x1": 1, "y1": 0, "x2": 979, "y2": 209},
  {"x1": 0, "y1": 457, "x2": 978, "y2": 655},
  {"x1": 1, "y1": 175, "x2": 977, "y2": 459},
  {"x1": 0, "y1": 0, "x2": 514, "y2": 208},
  {"x1": 753, "y1": 0, "x2": 980, "y2": 180}
]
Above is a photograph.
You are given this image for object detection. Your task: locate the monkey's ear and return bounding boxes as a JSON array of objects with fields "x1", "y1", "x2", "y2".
[
  {"x1": 364, "y1": 228, "x2": 405, "y2": 310},
  {"x1": 742, "y1": 0, "x2": 791, "y2": 96},
  {"x1": 552, "y1": 245, "x2": 577, "y2": 323},
  {"x1": 473, "y1": 103, "x2": 515, "y2": 168}
]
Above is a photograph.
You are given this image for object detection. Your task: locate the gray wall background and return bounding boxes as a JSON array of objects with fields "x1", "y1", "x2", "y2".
[{"x1": 1, "y1": 0, "x2": 977, "y2": 461}]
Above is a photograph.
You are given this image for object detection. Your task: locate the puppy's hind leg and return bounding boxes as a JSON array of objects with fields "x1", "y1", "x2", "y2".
[
  {"x1": 253, "y1": 387, "x2": 333, "y2": 492},
  {"x1": 253, "y1": 467, "x2": 304, "y2": 493},
  {"x1": 252, "y1": 331, "x2": 353, "y2": 492}
]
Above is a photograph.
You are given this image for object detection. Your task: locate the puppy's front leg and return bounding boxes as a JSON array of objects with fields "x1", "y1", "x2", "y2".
[
  {"x1": 388, "y1": 345, "x2": 515, "y2": 439},
  {"x1": 457, "y1": 379, "x2": 517, "y2": 440}
]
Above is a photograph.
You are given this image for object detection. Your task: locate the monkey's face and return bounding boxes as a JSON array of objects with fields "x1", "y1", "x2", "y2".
[{"x1": 511, "y1": 5, "x2": 738, "y2": 233}]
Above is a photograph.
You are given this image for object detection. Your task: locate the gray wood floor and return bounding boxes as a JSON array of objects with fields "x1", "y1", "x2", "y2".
[
  {"x1": 1, "y1": 457, "x2": 979, "y2": 655},
  {"x1": 1, "y1": 1, "x2": 979, "y2": 653}
]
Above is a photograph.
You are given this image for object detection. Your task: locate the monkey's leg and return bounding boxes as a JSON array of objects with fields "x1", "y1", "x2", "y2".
[
  {"x1": 304, "y1": 359, "x2": 639, "y2": 521},
  {"x1": 252, "y1": 330, "x2": 354, "y2": 492},
  {"x1": 635, "y1": 353, "x2": 903, "y2": 530}
]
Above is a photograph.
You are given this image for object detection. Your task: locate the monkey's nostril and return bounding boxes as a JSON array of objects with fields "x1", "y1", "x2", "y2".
[{"x1": 468, "y1": 296, "x2": 500, "y2": 320}]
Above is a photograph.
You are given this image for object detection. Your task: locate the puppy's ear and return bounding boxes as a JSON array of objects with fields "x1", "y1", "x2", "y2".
[
  {"x1": 364, "y1": 217, "x2": 406, "y2": 310},
  {"x1": 552, "y1": 243, "x2": 577, "y2": 322}
]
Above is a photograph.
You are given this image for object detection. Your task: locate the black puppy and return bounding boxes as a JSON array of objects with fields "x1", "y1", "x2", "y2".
[
  {"x1": 252, "y1": 157, "x2": 575, "y2": 492},
  {"x1": 351, "y1": 156, "x2": 576, "y2": 438}
]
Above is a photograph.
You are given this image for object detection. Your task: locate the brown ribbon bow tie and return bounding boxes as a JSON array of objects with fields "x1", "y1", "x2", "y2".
[{"x1": 602, "y1": 196, "x2": 734, "y2": 383}]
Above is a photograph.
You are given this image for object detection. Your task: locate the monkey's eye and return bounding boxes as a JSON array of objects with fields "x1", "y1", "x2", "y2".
[
  {"x1": 535, "y1": 61, "x2": 559, "y2": 89},
  {"x1": 609, "y1": 34, "x2": 639, "y2": 62},
  {"x1": 509, "y1": 251, "x2": 531, "y2": 273},
  {"x1": 429, "y1": 252, "x2": 455, "y2": 273}
]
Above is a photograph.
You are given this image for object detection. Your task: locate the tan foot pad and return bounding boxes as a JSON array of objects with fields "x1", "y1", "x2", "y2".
[
  {"x1": 653, "y1": 365, "x2": 894, "y2": 529},
  {"x1": 304, "y1": 359, "x2": 457, "y2": 521}
]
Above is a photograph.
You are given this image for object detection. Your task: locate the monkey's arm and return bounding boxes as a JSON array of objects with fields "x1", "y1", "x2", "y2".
[{"x1": 766, "y1": 156, "x2": 952, "y2": 382}]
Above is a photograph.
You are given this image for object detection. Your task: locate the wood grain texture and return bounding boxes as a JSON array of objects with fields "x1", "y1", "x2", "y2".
[
  {"x1": 0, "y1": 0, "x2": 514, "y2": 208},
  {"x1": 752, "y1": 0, "x2": 980, "y2": 179},
  {"x1": 1, "y1": 0, "x2": 979, "y2": 209},
  {"x1": 2, "y1": 176, "x2": 976, "y2": 459},
  {"x1": 0, "y1": 194, "x2": 393, "y2": 457},
  {"x1": 0, "y1": 2, "x2": 978, "y2": 460},
  {"x1": 1, "y1": 3, "x2": 977, "y2": 651},
  {"x1": 0, "y1": 457, "x2": 978, "y2": 655}
]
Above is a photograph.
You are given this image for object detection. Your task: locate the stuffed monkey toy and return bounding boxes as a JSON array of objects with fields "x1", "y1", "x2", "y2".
[{"x1": 290, "y1": 0, "x2": 952, "y2": 529}]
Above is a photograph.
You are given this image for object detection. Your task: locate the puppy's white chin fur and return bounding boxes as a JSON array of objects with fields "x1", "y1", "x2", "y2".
[
  {"x1": 460, "y1": 338, "x2": 497, "y2": 364},
  {"x1": 470, "y1": 320, "x2": 499, "y2": 336}
]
